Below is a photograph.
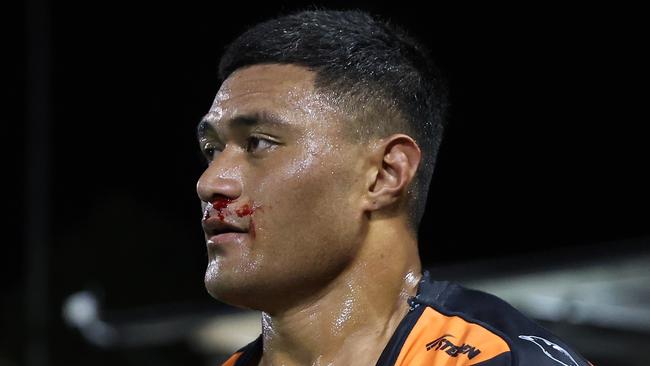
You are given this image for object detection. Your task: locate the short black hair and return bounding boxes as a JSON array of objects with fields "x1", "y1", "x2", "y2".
[{"x1": 218, "y1": 9, "x2": 448, "y2": 229}]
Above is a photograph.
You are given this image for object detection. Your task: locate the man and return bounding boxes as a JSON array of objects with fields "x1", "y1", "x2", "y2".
[{"x1": 196, "y1": 9, "x2": 592, "y2": 366}]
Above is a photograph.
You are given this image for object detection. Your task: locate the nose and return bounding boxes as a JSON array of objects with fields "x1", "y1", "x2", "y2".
[{"x1": 196, "y1": 149, "x2": 243, "y2": 204}]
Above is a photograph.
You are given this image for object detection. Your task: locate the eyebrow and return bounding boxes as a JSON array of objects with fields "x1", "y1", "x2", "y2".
[{"x1": 196, "y1": 111, "x2": 290, "y2": 140}]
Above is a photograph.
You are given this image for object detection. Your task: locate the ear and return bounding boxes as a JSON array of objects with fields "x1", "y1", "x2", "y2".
[{"x1": 363, "y1": 134, "x2": 421, "y2": 212}]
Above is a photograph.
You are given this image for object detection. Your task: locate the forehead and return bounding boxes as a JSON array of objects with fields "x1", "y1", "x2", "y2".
[{"x1": 204, "y1": 64, "x2": 340, "y2": 129}]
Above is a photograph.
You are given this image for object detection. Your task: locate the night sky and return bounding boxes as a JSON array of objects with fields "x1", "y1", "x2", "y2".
[{"x1": 7, "y1": 2, "x2": 648, "y2": 365}]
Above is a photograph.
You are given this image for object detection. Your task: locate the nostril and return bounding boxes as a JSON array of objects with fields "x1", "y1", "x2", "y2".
[{"x1": 211, "y1": 197, "x2": 234, "y2": 210}]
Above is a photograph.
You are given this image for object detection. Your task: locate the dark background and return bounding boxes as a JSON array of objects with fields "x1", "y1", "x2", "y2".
[{"x1": 6, "y1": 1, "x2": 648, "y2": 365}]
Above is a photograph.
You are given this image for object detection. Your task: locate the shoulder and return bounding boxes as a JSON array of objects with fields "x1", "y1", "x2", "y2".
[{"x1": 393, "y1": 272, "x2": 592, "y2": 366}]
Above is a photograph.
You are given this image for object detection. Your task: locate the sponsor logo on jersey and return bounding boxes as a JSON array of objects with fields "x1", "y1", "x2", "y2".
[{"x1": 425, "y1": 334, "x2": 481, "y2": 360}]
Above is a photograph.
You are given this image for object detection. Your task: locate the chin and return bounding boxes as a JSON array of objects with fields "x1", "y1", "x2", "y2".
[
  {"x1": 204, "y1": 266, "x2": 264, "y2": 309},
  {"x1": 206, "y1": 281, "x2": 254, "y2": 309}
]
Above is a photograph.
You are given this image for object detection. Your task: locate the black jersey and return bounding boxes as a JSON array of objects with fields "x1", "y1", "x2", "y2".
[{"x1": 222, "y1": 270, "x2": 593, "y2": 365}]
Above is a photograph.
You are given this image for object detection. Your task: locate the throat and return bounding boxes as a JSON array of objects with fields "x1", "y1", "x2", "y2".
[
  {"x1": 258, "y1": 272, "x2": 420, "y2": 366},
  {"x1": 259, "y1": 320, "x2": 401, "y2": 366}
]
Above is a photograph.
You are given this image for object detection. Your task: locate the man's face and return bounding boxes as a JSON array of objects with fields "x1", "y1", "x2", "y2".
[{"x1": 196, "y1": 64, "x2": 368, "y2": 310}]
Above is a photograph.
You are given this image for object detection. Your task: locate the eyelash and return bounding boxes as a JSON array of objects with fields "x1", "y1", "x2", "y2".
[
  {"x1": 245, "y1": 136, "x2": 276, "y2": 153},
  {"x1": 202, "y1": 136, "x2": 277, "y2": 161}
]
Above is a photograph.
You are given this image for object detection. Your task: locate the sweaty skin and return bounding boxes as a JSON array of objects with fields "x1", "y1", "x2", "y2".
[{"x1": 196, "y1": 64, "x2": 423, "y2": 366}]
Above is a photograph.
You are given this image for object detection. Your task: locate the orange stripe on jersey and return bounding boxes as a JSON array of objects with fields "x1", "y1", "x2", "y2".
[
  {"x1": 394, "y1": 307, "x2": 510, "y2": 366},
  {"x1": 221, "y1": 351, "x2": 243, "y2": 366}
]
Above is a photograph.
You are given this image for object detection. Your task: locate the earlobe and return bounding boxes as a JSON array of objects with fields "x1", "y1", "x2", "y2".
[{"x1": 364, "y1": 134, "x2": 421, "y2": 211}]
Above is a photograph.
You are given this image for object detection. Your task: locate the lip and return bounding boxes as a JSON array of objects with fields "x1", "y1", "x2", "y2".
[
  {"x1": 201, "y1": 215, "x2": 249, "y2": 236},
  {"x1": 206, "y1": 232, "x2": 249, "y2": 248}
]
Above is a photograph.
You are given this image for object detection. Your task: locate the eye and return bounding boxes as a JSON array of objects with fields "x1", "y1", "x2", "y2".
[
  {"x1": 246, "y1": 136, "x2": 276, "y2": 153},
  {"x1": 201, "y1": 143, "x2": 221, "y2": 161}
]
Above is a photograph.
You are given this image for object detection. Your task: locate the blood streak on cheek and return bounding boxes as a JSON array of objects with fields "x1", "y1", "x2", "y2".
[
  {"x1": 235, "y1": 203, "x2": 258, "y2": 238},
  {"x1": 235, "y1": 203, "x2": 255, "y2": 217}
]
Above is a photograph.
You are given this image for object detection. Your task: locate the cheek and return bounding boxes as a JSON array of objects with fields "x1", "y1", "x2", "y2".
[
  {"x1": 263, "y1": 147, "x2": 345, "y2": 206},
  {"x1": 252, "y1": 151, "x2": 360, "y2": 248}
]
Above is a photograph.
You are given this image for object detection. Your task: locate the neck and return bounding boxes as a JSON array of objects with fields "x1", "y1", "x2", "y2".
[{"x1": 259, "y1": 218, "x2": 422, "y2": 366}]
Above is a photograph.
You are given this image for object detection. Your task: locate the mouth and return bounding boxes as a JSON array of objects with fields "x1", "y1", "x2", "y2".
[
  {"x1": 202, "y1": 216, "x2": 249, "y2": 237},
  {"x1": 201, "y1": 199, "x2": 257, "y2": 247},
  {"x1": 202, "y1": 217, "x2": 250, "y2": 248}
]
